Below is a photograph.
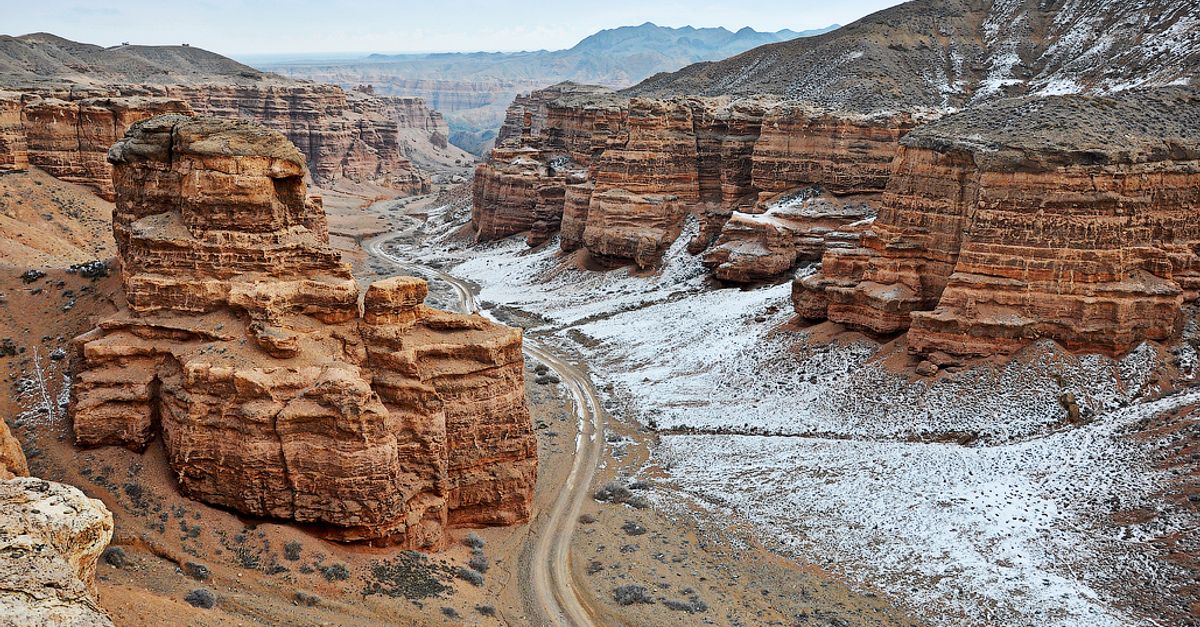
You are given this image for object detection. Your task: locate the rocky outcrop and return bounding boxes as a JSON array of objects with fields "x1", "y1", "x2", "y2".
[
  {"x1": 152, "y1": 84, "x2": 434, "y2": 192},
  {"x1": 477, "y1": 91, "x2": 906, "y2": 273},
  {"x1": 0, "y1": 92, "x2": 27, "y2": 170},
  {"x1": 70, "y1": 115, "x2": 536, "y2": 547},
  {"x1": 0, "y1": 34, "x2": 455, "y2": 196},
  {"x1": 703, "y1": 190, "x2": 876, "y2": 283},
  {"x1": 4, "y1": 95, "x2": 193, "y2": 199},
  {"x1": 0, "y1": 419, "x2": 27, "y2": 480},
  {"x1": 0, "y1": 477, "x2": 114, "y2": 626},
  {"x1": 799, "y1": 88, "x2": 1200, "y2": 357}
]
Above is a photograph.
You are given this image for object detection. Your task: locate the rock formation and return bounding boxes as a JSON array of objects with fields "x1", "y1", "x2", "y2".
[
  {"x1": 473, "y1": 89, "x2": 902, "y2": 272},
  {"x1": 798, "y1": 88, "x2": 1200, "y2": 357},
  {"x1": 0, "y1": 35, "x2": 464, "y2": 197},
  {"x1": 70, "y1": 115, "x2": 536, "y2": 547},
  {"x1": 703, "y1": 191, "x2": 876, "y2": 283},
  {"x1": 0, "y1": 477, "x2": 115, "y2": 626},
  {"x1": 0, "y1": 419, "x2": 27, "y2": 480},
  {"x1": 16, "y1": 95, "x2": 194, "y2": 200}
]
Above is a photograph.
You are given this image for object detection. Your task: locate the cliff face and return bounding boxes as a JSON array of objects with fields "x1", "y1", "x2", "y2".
[
  {"x1": 799, "y1": 88, "x2": 1200, "y2": 357},
  {"x1": 473, "y1": 86, "x2": 902, "y2": 271},
  {"x1": 14, "y1": 95, "x2": 194, "y2": 200},
  {"x1": 751, "y1": 105, "x2": 923, "y2": 198},
  {"x1": 70, "y1": 115, "x2": 536, "y2": 547},
  {"x1": 0, "y1": 35, "x2": 463, "y2": 197},
  {"x1": 0, "y1": 477, "x2": 115, "y2": 626}
]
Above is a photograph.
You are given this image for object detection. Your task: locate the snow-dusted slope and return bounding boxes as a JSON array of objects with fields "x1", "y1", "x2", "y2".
[{"x1": 627, "y1": 0, "x2": 1200, "y2": 112}]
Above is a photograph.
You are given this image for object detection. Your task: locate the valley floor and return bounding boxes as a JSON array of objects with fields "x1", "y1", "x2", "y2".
[{"x1": 376, "y1": 193, "x2": 1200, "y2": 626}]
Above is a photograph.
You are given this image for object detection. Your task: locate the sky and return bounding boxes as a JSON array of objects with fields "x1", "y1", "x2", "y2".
[{"x1": 6, "y1": 0, "x2": 907, "y2": 56}]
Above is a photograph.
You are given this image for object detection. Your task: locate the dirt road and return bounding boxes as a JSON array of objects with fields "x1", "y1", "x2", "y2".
[{"x1": 366, "y1": 233, "x2": 606, "y2": 626}]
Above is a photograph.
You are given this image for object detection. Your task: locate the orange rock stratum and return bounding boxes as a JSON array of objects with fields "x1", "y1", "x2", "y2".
[{"x1": 69, "y1": 114, "x2": 536, "y2": 547}]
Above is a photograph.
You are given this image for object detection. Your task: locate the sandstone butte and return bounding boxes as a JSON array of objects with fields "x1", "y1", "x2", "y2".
[
  {"x1": 797, "y1": 88, "x2": 1200, "y2": 358},
  {"x1": 68, "y1": 114, "x2": 537, "y2": 547},
  {"x1": 1, "y1": 419, "x2": 115, "y2": 625},
  {"x1": 0, "y1": 85, "x2": 437, "y2": 201},
  {"x1": 472, "y1": 83, "x2": 924, "y2": 272}
]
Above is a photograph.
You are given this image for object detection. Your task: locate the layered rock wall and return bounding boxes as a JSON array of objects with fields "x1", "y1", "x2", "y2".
[
  {"x1": 475, "y1": 91, "x2": 909, "y2": 272},
  {"x1": 799, "y1": 88, "x2": 1200, "y2": 357},
  {"x1": 70, "y1": 115, "x2": 535, "y2": 547},
  {"x1": 0, "y1": 83, "x2": 440, "y2": 198},
  {"x1": 751, "y1": 106, "x2": 921, "y2": 199},
  {"x1": 0, "y1": 92, "x2": 28, "y2": 170},
  {"x1": 9, "y1": 95, "x2": 193, "y2": 199}
]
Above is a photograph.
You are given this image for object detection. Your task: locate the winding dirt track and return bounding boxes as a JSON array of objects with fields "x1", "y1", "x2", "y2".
[{"x1": 366, "y1": 232, "x2": 606, "y2": 626}]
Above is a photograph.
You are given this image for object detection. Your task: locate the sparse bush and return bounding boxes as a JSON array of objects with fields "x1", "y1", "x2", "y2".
[
  {"x1": 294, "y1": 590, "x2": 321, "y2": 607},
  {"x1": 455, "y1": 566, "x2": 483, "y2": 587},
  {"x1": 578, "y1": 513, "x2": 597, "y2": 524},
  {"x1": 586, "y1": 560, "x2": 604, "y2": 575},
  {"x1": 613, "y1": 585, "x2": 655, "y2": 606},
  {"x1": 475, "y1": 604, "x2": 496, "y2": 617},
  {"x1": 463, "y1": 532, "x2": 485, "y2": 550},
  {"x1": 441, "y1": 607, "x2": 460, "y2": 619},
  {"x1": 594, "y1": 481, "x2": 631, "y2": 503},
  {"x1": 621, "y1": 521, "x2": 647, "y2": 536},
  {"x1": 102, "y1": 547, "x2": 127, "y2": 568},
  {"x1": 321, "y1": 563, "x2": 350, "y2": 582},
  {"x1": 284, "y1": 541, "x2": 303, "y2": 561},
  {"x1": 663, "y1": 593, "x2": 708, "y2": 613},
  {"x1": 185, "y1": 589, "x2": 216, "y2": 609},
  {"x1": 468, "y1": 551, "x2": 489, "y2": 574}
]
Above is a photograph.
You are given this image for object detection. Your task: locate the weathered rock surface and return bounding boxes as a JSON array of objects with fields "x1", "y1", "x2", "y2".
[
  {"x1": 751, "y1": 105, "x2": 922, "y2": 198},
  {"x1": 0, "y1": 477, "x2": 115, "y2": 626},
  {"x1": 0, "y1": 92, "x2": 27, "y2": 170},
  {"x1": 7, "y1": 95, "x2": 193, "y2": 199},
  {"x1": 0, "y1": 418, "x2": 27, "y2": 480},
  {"x1": 704, "y1": 190, "x2": 876, "y2": 283},
  {"x1": 70, "y1": 115, "x2": 536, "y2": 546},
  {"x1": 800, "y1": 88, "x2": 1200, "y2": 356},
  {"x1": 0, "y1": 35, "x2": 461, "y2": 195}
]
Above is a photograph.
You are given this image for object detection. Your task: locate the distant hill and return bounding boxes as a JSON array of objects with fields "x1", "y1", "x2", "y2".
[
  {"x1": 626, "y1": 0, "x2": 1200, "y2": 112},
  {"x1": 0, "y1": 32, "x2": 268, "y2": 87},
  {"x1": 256, "y1": 22, "x2": 837, "y2": 155}
]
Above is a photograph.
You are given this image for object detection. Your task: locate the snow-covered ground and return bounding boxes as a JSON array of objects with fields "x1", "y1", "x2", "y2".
[{"x1": 392, "y1": 205, "x2": 1195, "y2": 625}]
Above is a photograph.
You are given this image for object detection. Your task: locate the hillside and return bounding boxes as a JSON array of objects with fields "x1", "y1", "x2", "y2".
[
  {"x1": 257, "y1": 22, "x2": 836, "y2": 154},
  {"x1": 627, "y1": 0, "x2": 1200, "y2": 112},
  {"x1": 0, "y1": 32, "x2": 268, "y2": 87}
]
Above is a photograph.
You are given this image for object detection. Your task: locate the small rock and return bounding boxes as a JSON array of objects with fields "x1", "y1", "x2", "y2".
[{"x1": 915, "y1": 360, "x2": 938, "y2": 377}]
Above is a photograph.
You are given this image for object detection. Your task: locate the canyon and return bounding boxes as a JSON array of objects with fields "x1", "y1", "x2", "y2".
[
  {"x1": 0, "y1": 33, "x2": 471, "y2": 201},
  {"x1": 68, "y1": 114, "x2": 536, "y2": 546},
  {"x1": 472, "y1": 0, "x2": 1200, "y2": 361},
  {"x1": 258, "y1": 23, "x2": 836, "y2": 156}
]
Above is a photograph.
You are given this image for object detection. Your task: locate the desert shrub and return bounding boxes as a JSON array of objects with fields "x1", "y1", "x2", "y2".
[
  {"x1": 294, "y1": 590, "x2": 321, "y2": 607},
  {"x1": 455, "y1": 566, "x2": 483, "y2": 587},
  {"x1": 463, "y1": 532, "x2": 485, "y2": 549},
  {"x1": 321, "y1": 563, "x2": 350, "y2": 582},
  {"x1": 102, "y1": 547, "x2": 127, "y2": 568},
  {"x1": 184, "y1": 589, "x2": 216, "y2": 609},
  {"x1": 613, "y1": 585, "x2": 655, "y2": 606},
  {"x1": 284, "y1": 541, "x2": 303, "y2": 561}
]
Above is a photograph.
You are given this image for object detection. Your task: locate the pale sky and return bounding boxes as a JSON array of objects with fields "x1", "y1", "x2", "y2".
[{"x1": 6, "y1": 0, "x2": 907, "y2": 56}]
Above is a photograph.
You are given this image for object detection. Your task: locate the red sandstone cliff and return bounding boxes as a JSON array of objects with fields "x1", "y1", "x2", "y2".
[
  {"x1": 798, "y1": 88, "x2": 1200, "y2": 357},
  {"x1": 70, "y1": 115, "x2": 536, "y2": 547}
]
